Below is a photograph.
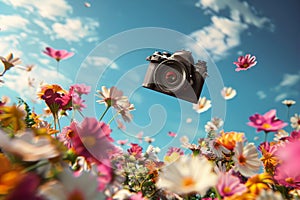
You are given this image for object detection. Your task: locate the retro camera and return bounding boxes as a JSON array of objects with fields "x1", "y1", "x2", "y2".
[{"x1": 143, "y1": 50, "x2": 208, "y2": 103}]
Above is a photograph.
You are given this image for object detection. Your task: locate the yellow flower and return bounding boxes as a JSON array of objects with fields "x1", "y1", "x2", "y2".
[
  {"x1": 0, "y1": 154, "x2": 23, "y2": 195},
  {"x1": 37, "y1": 84, "x2": 66, "y2": 99},
  {"x1": 245, "y1": 173, "x2": 273, "y2": 195},
  {"x1": 0, "y1": 104, "x2": 26, "y2": 132},
  {"x1": 216, "y1": 131, "x2": 244, "y2": 151},
  {"x1": 225, "y1": 192, "x2": 256, "y2": 200}
]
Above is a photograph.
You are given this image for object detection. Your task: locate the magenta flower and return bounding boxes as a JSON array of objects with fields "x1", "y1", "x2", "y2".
[
  {"x1": 248, "y1": 109, "x2": 288, "y2": 133},
  {"x1": 233, "y1": 54, "x2": 257, "y2": 71},
  {"x1": 127, "y1": 143, "x2": 143, "y2": 159},
  {"x1": 43, "y1": 47, "x2": 74, "y2": 62},
  {"x1": 70, "y1": 117, "x2": 117, "y2": 162},
  {"x1": 217, "y1": 171, "x2": 247, "y2": 197},
  {"x1": 168, "y1": 131, "x2": 177, "y2": 137}
]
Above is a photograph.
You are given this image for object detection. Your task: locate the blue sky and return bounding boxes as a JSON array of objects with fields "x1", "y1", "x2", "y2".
[{"x1": 1, "y1": 0, "x2": 299, "y2": 156}]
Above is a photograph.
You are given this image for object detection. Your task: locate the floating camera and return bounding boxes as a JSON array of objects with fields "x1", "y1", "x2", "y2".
[{"x1": 143, "y1": 50, "x2": 208, "y2": 103}]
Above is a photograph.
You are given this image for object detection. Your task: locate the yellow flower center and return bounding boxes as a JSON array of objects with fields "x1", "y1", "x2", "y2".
[
  {"x1": 242, "y1": 63, "x2": 249, "y2": 68},
  {"x1": 262, "y1": 123, "x2": 271, "y2": 129},
  {"x1": 182, "y1": 177, "x2": 196, "y2": 188},
  {"x1": 223, "y1": 186, "x2": 231, "y2": 194},
  {"x1": 285, "y1": 177, "x2": 294, "y2": 184},
  {"x1": 82, "y1": 136, "x2": 96, "y2": 148}
]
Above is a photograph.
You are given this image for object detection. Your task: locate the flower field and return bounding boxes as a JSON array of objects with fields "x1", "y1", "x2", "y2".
[{"x1": 0, "y1": 51, "x2": 300, "y2": 200}]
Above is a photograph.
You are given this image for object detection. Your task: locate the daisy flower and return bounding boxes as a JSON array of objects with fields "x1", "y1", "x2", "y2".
[
  {"x1": 157, "y1": 156, "x2": 218, "y2": 195},
  {"x1": 192, "y1": 97, "x2": 211, "y2": 113},
  {"x1": 290, "y1": 113, "x2": 300, "y2": 130},
  {"x1": 282, "y1": 99, "x2": 296, "y2": 107},
  {"x1": 233, "y1": 142, "x2": 262, "y2": 177},
  {"x1": 221, "y1": 87, "x2": 237, "y2": 100}
]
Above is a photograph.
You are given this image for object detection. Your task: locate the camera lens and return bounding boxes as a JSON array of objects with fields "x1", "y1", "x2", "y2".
[{"x1": 153, "y1": 60, "x2": 187, "y2": 93}]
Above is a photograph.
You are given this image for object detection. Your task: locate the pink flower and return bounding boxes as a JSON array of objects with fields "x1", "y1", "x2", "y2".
[
  {"x1": 117, "y1": 139, "x2": 128, "y2": 146},
  {"x1": 70, "y1": 117, "x2": 116, "y2": 162},
  {"x1": 127, "y1": 143, "x2": 143, "y2": 158},
  {"x1": 217, "y1": 171, "x2": 247, "y2": 197},
  {"x1": 72, "y1": 94, "x2": 87, "y2": 111},
  {"x1": 96, "y1": 160, "x2": 113, "y2": 191},
  {"x1": 130, "y1": 192, "x2": 145, "y2": 200},
  {"x1": 233, "y1": 54, "x2": 257, "y2": 71},
  {"x1": 43, "y1": 47, "x2": 74, "y2": 62},
  {"x1": 59, "y1": 124, "x2": 75, "y2": 148},
  {"x1": 168, "y1": 131, "x2": 177, "y2": 137},
  {"x1": 274, "y1": 162, "x2": 300, "y2": 189},
  {"x1": 248, "y1": 109, "x2": 288, "y2": 133},
  {"x1": 166, "y1": 147, "x2": 184, "y2": 156},
  {"x1": 70, "y1": 84, "x2": 91, "y2": 96}
]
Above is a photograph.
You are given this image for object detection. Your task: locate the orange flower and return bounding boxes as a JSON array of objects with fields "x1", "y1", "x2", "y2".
[
  {"x1": 0, "y1": 104, "x2": 26, "y2": 132},
  {"x1": 245, "y1": 173, "x2": 273, "y2": 195},
  {"x1": 37, "y1": 84, "x2": 66, "y2": 99},
  {"x1": 0, "y1": 154, "x2": 23, "y2": 195},
  {"x1": 216, "y1": 131, "x2": 244, "y2": 151}
]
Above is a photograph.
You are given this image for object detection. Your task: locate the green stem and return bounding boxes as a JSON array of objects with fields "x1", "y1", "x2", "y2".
[
  {"x1": 108, "y1": 111, "x2": 120, "y2": 125},
  {"x1": 77, "y1": 110, "x2": 85, "y2": 119},
  {"x1": 213, "y1": 187, "x2": 222, "y2": 200},
  {"x1": 99, "y1": 106, "x2": 111, "y2": 121},
  {"x1": 23, "y1": 160, "x2": 49, "y2": 173},
  {"x1": 264, "y1": 131, "x2": 269, "y2": 142}
]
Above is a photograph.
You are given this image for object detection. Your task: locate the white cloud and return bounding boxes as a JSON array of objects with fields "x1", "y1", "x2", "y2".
[
  {"x1": 82, "y1": 56, "x2": 118, "y2": 70},
  {"x1": 3, "y1": 66, "x2": 72, "y2": 100},
  {"x1": 3, "y1": 0, "x2": 72, "y2": 20},
  {"x1": 0, "y1": 15, "x2": 29, "y2": 31},
  {"x1": 279, "y1": 72, "x2": 300, "y2": 87},
  {"x1": 0, "y1": 35, "x2": 26, "y2": 57},
  {"x1": 275, "y1": 93, "x2": 288, "y2": 102},
  {"x1": 189, "y1": 0, "x2": 272, "y2": 61},
  {"x1": 188, "y1": 16, "x2": 247, "y2": 60},
  {"x1": 256, "y1": 90, "x2": 266, "y2": 99},
  {"x1": 51, "y1": 18, "x2": 99, "y2": 42},
  {"x1": 196, "y1": 0, "x2": 270, "y2": 28}
]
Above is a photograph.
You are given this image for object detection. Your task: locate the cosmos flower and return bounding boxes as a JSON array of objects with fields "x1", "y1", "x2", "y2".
[
  {"x1": 233, "y1": 54, "x2": 257, "y2": 71},
  {"x1": 43, "y1": 47, "x2": 74, "y2": 62},
  {"x1": 117, "y1": 139, "x2": 128, "y2": 146},
  {"x1": 258, "y1": 142, "x2": 279, "y2": 173},
  {"x1": 168, "y1": 131, "x2": 177, "y2": 137},
  {"x1": 116, "y1": 102, "x2": 135, "y2": 123},
  {"x1": 70, "y1": 117, "x2": 116, "y2": 162},
  {"x1": 216, "y1": 171, "x2": 247, "y2": 197},
  {"x1": 70, "y1": 83, "x2": 91, "y2": 96},
  {"x1": 164, "y1": 147, "x2": 184, "y2": 163},
  {"x1": 216, "y1": 131, "x2": 244, "y2": 151},
  {"x1": 282, "y1": 99, "x2": 296, "y2": 107},
  {"x1": 0, "y1": 53, "x2": 21, "y2": 76},
  {"x1": 221, "y1": 87, "x2": 237, "y2": 100},
  {"x1": 245, "y1": 173, "x2": 273, "y2": 195},
  {"x1": 192, "y1": 97, "x2": 212, "y2": 113},
  {"x1": 38, "y1": 170, "x2": 105, "y2": 200},
  {"x1": 274, "y1": 162, "x2": 300, "y2": 189},
  {"x1": 290, "y1": 113, "x2": 300, "y2": 130},
  {"x1": 127, "y1": 143, "x2": 143, "y2": 159},
  {"x1": 232, "y1": 142, "x2": 262, "y2": 177},
  {"x1": 95, "y1": 159, "x2": 113, "y2": 191},
  {"x1": 157, "y1": 156, "x2": 218, "y2": 195},
  {"x1": 0, "y1": 129, "x2": 60, "y2": 162},
  {"x1": 96, "y1": 86, "x2": 128, "y2": 108},
  {"x1": 144, "y1": 136, "x2": 155, "y2": 144},
  {"x1": 248, "y1": 109, "x2": 288, "y2": 133}
]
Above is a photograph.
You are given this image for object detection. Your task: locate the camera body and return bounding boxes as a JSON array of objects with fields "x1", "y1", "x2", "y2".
[{"x1": 143, "y1": 50, "x2": 208, "y2": 103}]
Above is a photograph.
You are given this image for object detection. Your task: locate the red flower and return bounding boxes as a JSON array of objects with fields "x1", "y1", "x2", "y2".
[
  {"x1": 248, "y1": 109, "x2": 287, "y2": 133},
  {"x1": 43, "y1": 47, "x2": 74, "y2": 62},
  {"x1": 233, "y1": 54, "x2": 257, "y2": 71},
  {"x1": 127, "y1": 143, "x2": 143, "y2": 158}
]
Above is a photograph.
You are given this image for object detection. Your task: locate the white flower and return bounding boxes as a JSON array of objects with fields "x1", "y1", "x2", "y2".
[
  {"x1": 221, "y1": 87, "x2": 237, "y2": 100},
  {"x1": 0, "y1": 129, "x2": 59, "y2": 162},
  {"x1": 157, "y1": 156, "x2": 218, "y2": 195},
  {"x1": 144, "y1": 136, "x2": 155, "y2": 143},
  {"x1": 274, "y1": 129, "x2": 289, "y2": 141},
  {"x1": 282, "y1": 99, "x2": 296, "y2": 107},
  {"x1": 38, "y1": 170, "x2": 105, "y2": 200},
  {"x1": 233, "y1": 142, "x2": 262, "y2": 177},
  {"x1": 192, "y1": 97, "x2": 211, "y2": 113},
  {"x1": 96, "y1": 86, "x2": 128, "y2": 108},
  {"x1": 290, "y1": 113, "x2": 300, "y2": 130}
]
